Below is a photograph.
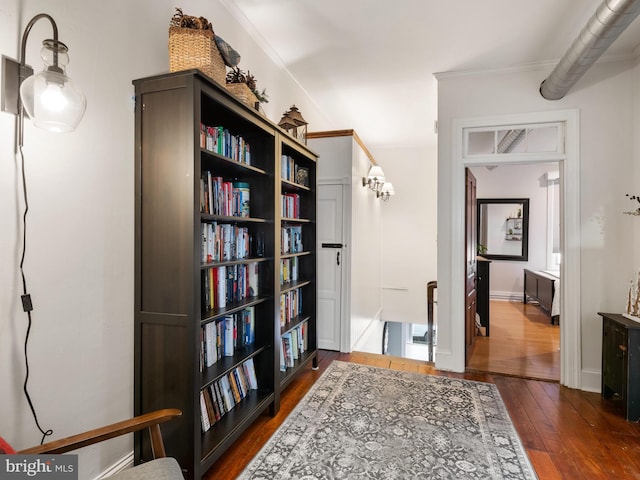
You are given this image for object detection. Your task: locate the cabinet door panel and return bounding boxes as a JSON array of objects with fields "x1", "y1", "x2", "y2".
[
  {"x1": 603, "y1": 320, "x2": 626, "y2": 397},
  {"x1": 525, "y1": 273, "x2": 537, "y2": 299}
]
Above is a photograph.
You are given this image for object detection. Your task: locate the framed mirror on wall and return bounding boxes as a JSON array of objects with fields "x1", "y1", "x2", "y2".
[{"x1": 477, "y1": 198, "x2": 529, "y2": 261}]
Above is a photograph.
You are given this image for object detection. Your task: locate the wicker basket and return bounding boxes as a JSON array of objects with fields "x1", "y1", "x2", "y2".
[
  {"x1": 225, "y1": 83, "x2": 259, "y2": 110},
  {"x1": 168, "y1": 26, "x2": 226, "y2": 85}
]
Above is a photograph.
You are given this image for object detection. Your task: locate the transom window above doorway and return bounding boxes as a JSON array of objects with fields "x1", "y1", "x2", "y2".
[{"x1": 464, "y1": 123, "x2": 564, "y2": 157}]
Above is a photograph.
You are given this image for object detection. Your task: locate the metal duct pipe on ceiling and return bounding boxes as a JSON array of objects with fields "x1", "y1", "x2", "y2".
[{"x1": 540, "y1": 0, "x2": 640, "y2": 100}]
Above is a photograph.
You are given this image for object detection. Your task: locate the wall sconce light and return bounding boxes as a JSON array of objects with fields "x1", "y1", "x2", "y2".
[
  {"x1": 377, "y1": 182, "x2": 395, "y2": 201},
  {"x1": 362, "y1": 165, "x2": 385, "y2": 191},
  {"x1": 1, "y1": 13, "x2": 86, "y2": 445},
  {"x1": 2, "y1": 13, "x2": 86, "y2": 144}
]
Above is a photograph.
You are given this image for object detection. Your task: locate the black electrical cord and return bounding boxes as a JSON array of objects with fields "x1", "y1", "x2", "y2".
[{"x1": 17, "y1": 143, "x2": 53, "y2": 446}]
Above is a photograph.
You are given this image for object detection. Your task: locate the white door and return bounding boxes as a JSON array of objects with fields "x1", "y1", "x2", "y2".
[{"x1": 317, "y1": 184, "x2": 344, "y2": 351}]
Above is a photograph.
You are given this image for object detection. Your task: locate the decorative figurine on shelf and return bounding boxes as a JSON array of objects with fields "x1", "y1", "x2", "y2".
[
  {"x1": 624, "y1": 193, "x2": 640, "y2": 216},
  {"x1": 625, "y1": 268, "x2": 640, "y2": 319}
]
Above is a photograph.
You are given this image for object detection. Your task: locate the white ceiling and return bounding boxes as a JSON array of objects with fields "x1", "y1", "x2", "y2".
[{"x1": 225, "y1": 0, "x2": 640, "y2": 152}]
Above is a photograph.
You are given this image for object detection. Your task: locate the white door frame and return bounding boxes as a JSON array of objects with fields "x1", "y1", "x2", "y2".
[{"x1": 441, "y1": 109, "x2": 581, "y2": 389}]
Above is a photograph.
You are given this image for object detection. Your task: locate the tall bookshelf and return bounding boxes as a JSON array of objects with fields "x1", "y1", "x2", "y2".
[
  {"x1": 133, "y1": 70, "x2": 317, "y2": 479},
  {"x1": 277, "y1": 137, "x2": 318, "y2": 398}
]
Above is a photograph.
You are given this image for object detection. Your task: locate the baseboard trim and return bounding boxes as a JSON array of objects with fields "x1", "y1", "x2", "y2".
[
  {"x1": 94, "y1": 451, "x2": 133, "y2": 480},
  {"x1": 490, "y1": 292, "x2": 523, "y2": 302},
  {"x1": 581, "y1": 369, "x2": 601, "y2": 393},
  {"x1": 434, "y1": 349, "x2": 464, "y2": 373}
]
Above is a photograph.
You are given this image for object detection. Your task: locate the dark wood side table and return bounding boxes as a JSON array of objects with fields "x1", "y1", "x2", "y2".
[{"x1": 599, "y1": 312, "x2": 640, "y2": 421}]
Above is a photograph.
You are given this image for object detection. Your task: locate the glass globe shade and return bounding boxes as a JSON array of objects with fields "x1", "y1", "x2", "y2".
[{"x1": 19, "y1": 39, "x2": 86, "y2": 132}]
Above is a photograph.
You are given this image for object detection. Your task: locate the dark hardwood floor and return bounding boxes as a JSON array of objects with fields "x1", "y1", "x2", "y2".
[{"x1": 204, "y1": 350, "x2": 640, "y2": 479}]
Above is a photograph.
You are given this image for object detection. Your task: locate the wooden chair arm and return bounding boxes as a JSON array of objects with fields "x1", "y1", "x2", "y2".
[{"x1": 18, "y1": 409, "x2": 181, "y2": 458}]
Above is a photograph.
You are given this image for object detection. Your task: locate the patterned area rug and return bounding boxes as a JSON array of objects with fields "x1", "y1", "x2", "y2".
[{"x1": 239, "y1": 360, "x2": 537, "y2": 479}]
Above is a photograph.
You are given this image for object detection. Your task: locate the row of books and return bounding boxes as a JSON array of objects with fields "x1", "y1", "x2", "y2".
[
  {"x1": 280, "y1": 257, "x2": 299, "y2": 285},
  {"x1": 200, "y1": 123, "x2": 252, "y2": 165},
  {"x1": 200, "y1": 171, "x2": 250, "y2": 218},
  {"x1": 281, "y1": 193, "x2": 301, "y2": 219},
  {"x1": 280, "y1": 288, "x2": 303, "y2": 328},
  {"x1": 279, "y1": 322, "x2": 308, "y2": 372},
  {"x1": 281, "y1": 225, "x2": 303, "y2": 254},
  {"x1": 201, "y1": 222, "x2": 251, "y2": 263},
  {"x1": 281, "y1": 155, "x2": 309, "y2": 187},
  {"x1": 199, "y1": 307, "x2": 255, "y2": 371},
  {"x1": 202, "y1": 263, "x2": 259, "y2": 312},
  {"x1": 200, "y1": 357, "x2": 258, "y2": 432}
]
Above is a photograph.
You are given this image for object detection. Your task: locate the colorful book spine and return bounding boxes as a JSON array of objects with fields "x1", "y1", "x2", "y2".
[{"x1": 200, "y1": 123, "x2": 251, "y2": 165}]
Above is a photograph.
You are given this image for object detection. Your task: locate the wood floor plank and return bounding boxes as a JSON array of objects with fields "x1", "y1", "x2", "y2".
[
  {"x1": 493, "y1": 376, "x2": 549, "y2": 452},
  {"x1": 525, "y1": 449, "x2": 563, "y2": 480}
]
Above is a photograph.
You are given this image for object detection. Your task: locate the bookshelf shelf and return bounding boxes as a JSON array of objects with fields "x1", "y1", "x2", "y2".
[
  {"x1": 279, "y1": 350, "x2": 317, "y2": 390},
  {"x1": 201, "y1": 149, "x2": 268, "y2": 176},
  {"x1": 281, "y1": 279, "x2": 312, "y2": 293},
  {"x1": 200, "y1": 345, "x2": 268, "y2": 387},
  {"x1": 200, "y1": 389, "x2": 275, "y2": 466},
  {"x1": 281, "y1": 178, "x2": 311, "y2": 192},
  {"x1": 201, "y1": 257, "x2": 271, "y2": 269},
  {"x1": 134, "y1": 70, "x2": 317, "y2": 479},
  {"x1": 281, "y1": 314, "x2": 313, "y2": 335},
  {"x1": 201, "y1": 295, "x2": 269, "y2": 323},
  {"x1": 281, "y1": 251, "x2": 312, "y2": 259},
  {"x1": 200, "y1": 214, "x2": 270, "y2": 224}
]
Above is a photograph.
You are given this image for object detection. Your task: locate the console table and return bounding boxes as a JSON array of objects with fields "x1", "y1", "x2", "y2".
[{"x1": 599, "y1": 312, "x2": 640, "y2": 421}]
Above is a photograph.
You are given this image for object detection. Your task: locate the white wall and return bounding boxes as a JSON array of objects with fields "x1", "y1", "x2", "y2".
[
  {"x1": 471, "y1": 163, "x2": 559, "y2": 299},
  {"x1": 379, "y1": 144, "x2": 438, "y2": 325},
  {"x1": 0, "y1": 1, "x2": 328, "y2": 477},
  {"x1": 437, "y1": 59, "x2": 637, "y2": 387},
  {"x1": 349, "y1": 139, "x2": 383, "y2": 348}
]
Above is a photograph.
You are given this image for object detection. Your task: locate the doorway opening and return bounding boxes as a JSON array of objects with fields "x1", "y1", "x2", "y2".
[
  {"x1": 439, "y1": 110, "x2": 581, "y2": 389},
  {"x1": 467, "y1": 162, "x2": 561, "y2": 381}
]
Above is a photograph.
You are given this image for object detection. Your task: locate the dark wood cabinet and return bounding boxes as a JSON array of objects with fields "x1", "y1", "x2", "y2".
[
  {"x1": 476, "y1": 257, "x2": 491, "y2": 336},
  {"x1": 524, "y1": 269, "x2": 557, "y2": 324},
  {"x1": 600, "y1": 312, "x2": 640, "y2": 421},
  {"x1": 133, "y1": 70, "x2": 317, "y2": 479}
]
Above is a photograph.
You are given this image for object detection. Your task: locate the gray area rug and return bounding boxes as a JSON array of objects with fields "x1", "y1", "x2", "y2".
[{"x1": 239, "y1": 360, "x2": 537, "y2": 479}]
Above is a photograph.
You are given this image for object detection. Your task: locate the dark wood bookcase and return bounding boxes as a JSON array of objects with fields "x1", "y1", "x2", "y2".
[
  {"x1": 277, "y1": 136, "x2": 318, "y2": 396},
  {"x1": 133, "y1": 70, "x2": 317, "y2": 479}
]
